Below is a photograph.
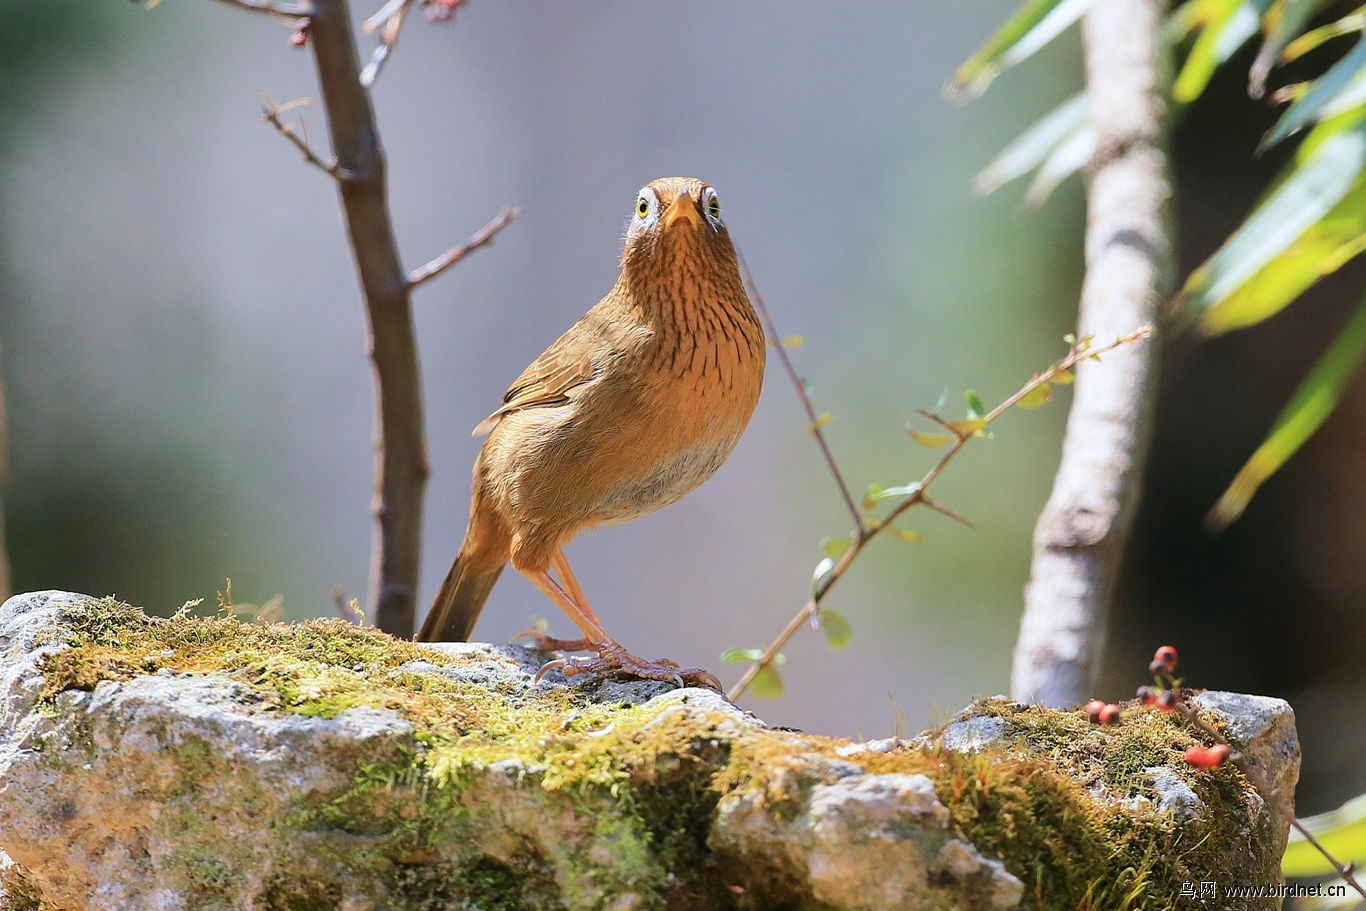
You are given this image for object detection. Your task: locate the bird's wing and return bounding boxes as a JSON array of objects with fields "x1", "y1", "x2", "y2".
[{"x1": 472, "y1": 307, "x2": 621, "y2": 437}]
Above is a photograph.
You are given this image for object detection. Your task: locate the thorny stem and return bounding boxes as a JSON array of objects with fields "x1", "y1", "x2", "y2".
[
  {"x1": 736, "y1": 250, "x2": 863, "y2": 530},
  {"x1": 727, "y1": 325, "x2": 1154, "y2": 702},
  {"x1": 260, "y1": 99, "x2": 343, "y2": 177}
]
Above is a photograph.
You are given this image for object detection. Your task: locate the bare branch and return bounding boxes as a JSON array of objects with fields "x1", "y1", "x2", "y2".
[
  {"x1": 304, "y1": 0, "x2": 428, "y2": 636},
  {"x1": 209, "y1": 0, "x2": 316, "y2": 17},
  {"x1": 736, "y1": 251, "x2": 863, "y2": 530},
  {"x1": 359, "y1": 0, "x2": 414, "y2": 87},
  {"x1": 1012, "y1": 0, "x2": 1174, "y2": 706},
  {"x1": 408, "y1": 207, "x2": 520, "y2": 289},
  {"x1": 728, "y1": 328, "x2": 1151, "y2": 701},
  {"x1": 260, "y1": 97, "x2": 343, "y2": 178}
]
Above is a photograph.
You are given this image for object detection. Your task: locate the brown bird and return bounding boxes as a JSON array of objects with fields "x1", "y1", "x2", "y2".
[{"x1": 418, "y1": 177, "x2": 766, "y2": 686}]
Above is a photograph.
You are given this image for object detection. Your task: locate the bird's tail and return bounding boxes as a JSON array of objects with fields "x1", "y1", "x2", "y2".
[{"x1": 417, "y1": 507, "x2": 508, "y2": 643}]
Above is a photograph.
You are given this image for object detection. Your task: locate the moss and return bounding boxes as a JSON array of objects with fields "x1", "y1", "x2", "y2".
[{"x1": 32, "y1": 598, "x2": 1276, "y2": 911}]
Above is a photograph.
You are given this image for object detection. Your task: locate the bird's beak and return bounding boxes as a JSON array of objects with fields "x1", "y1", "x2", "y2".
[{"x1": 662, "y1": 190, "x2": 702, "y2": 229}]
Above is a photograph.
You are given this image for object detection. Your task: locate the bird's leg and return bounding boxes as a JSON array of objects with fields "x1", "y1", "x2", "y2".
[{"x1": 521, "y1": 548, "x2": 721, "y2": 691}]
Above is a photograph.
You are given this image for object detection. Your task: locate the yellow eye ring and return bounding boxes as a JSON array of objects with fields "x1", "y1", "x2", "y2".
[
  {"x1": 636, "y1": 196, "x2": 650, "y2": 219},
  {"x1": 706, "y1": 193, "x2": 721, "y2": 220}
]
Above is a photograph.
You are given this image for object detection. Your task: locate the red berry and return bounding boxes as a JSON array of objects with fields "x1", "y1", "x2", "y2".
[
  {"x1": 1184, "y1": 743, "x2": 1231, "y2": 768},
  {"x1": 1156, "y1": 689, "x2": 1179, "y2": 712},
  {"x1": 1150, "y1": 645, "x2": 1179, "y2": 674},
  {"x1": 1098, "y1": 703, "x2": 1121, "y2": 725},
  {"x1": 1084, "y1": 699, "x2": 1106, "y2": 721},
  {"x1": 1136, "y1": 685, "x2": 1156, "y2": 705}
]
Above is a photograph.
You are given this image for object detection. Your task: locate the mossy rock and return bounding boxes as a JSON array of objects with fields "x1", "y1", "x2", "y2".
[{"x1": 0, "y1": 592, "x2": 1295, "y2": 910}]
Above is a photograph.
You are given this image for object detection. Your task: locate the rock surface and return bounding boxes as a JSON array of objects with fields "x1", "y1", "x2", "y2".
[{"x1": 0, "y1": 592, "x2": 1298, "y2": 910}]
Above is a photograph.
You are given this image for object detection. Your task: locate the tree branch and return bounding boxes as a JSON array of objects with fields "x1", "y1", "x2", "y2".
[
  {"x1": 260, "y1": 98, "x2": 343, "y2": 177},
  {"x1": 210, "y1": 0, "x2": 316, "y2": 17},
  {"x1": 1011, "y1": 0, "x2": 1174, "y2": 705},
  {"x1": 305, "y1": 0, "x2": 427, "y2": 636},
  {"x1": 728, "y1": 327, "x2": 1152, "y2": 701},
  {"x1": 736, "y1": 252, "x2": 863, "y2": 530},
  {"x1": 408, "y1": 206, "x2": 519, "y2": 289}
]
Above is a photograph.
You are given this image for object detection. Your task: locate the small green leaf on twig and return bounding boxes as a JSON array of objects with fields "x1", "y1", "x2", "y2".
[
  {"x1": 782, "y1": 335, "x2": 806, "y2": 348},
  {"x1": 750, "y1": 665, "x2": 785, "y2": 698},
  {"x1": 811, "y1": 412, "x2": 834, "y2": 431},
  {"x1": 943, "y1": 417, "x2": 988, "y2": 437},
  {"x1": 965, "y1": 389, "x2": 987, "y2": 420},
  {"x1": 907, "y1": 427, "x2": 953, "y2": 448},
  {"x1": 720, "y1": 647, "x2": 766, "y2": 664},
  {"x1": 820, "y1": 536, "x2": 853, "y2": 559},
  {"x1": 1053, "y1": 367, "x2": 1075, "y2": 384},
  {"x1": 818, "y1": 607, "x2": 853, "y2": 650},
  {"x1": 1018, "y1": 383, "x2": 1053, "y2": 409},
  {"x1": 812, "y1": 557, "x2": 836, "y2": 596},
  {"x1": 888, "y1": 526, "x2": 923, "y2": 543},
  {"x1": 863, "y1": 482, "x2": 922, "y2": 507}
]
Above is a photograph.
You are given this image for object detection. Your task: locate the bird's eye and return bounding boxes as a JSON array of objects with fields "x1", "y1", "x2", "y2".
[
  {"x1": 706, "y1": 192, "x2": 721, "y2": 221},
  {"x1": 636, "y1": 196, "x2": 651, "y2": 219}
]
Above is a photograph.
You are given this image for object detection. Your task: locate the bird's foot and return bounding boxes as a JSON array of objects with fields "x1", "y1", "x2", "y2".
[
  {"x1": 513, "y1": 629, "x2": 595, "y2": 653},
  {"x1": 534, "y1": 640, "x2": 721, "y2": 691}
]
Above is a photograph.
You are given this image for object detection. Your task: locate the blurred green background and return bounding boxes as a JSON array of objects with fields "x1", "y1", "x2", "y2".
[{"x1": 2, "y1": 2, "x2": 1362, "y2": 816}]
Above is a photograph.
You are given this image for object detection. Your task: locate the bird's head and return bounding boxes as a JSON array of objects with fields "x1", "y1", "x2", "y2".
[{"x1": 620, "y1": 177, "x2": 738, "y2": 283}]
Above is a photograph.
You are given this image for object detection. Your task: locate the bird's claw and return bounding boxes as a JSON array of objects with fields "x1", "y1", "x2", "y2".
[
  {"x1": 513, "y1": 630, "x2": 594, "y2": 654},
  {"x1": 534, "y1": 643, "x2": 721, "y2": 692}
]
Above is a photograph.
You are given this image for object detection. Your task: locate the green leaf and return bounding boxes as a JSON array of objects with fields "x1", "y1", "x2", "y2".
[
  {"x1": 1017, "y1": 383, "x2": 1053, "y2": 409},
  {"x1": 1249, "y1": 0, "x2": 1329, "y2": 98},
  {"x1": 1283, "y1": 791, "x2": 1366, "y2": 876},
  {"x1": 887, "y1": 526, "x2": 923, "y2": 543},
  {"x1": 948, "y1": 0, "x2": 1099, "y2": 102},
  {"x1": 782, "y1": 335, "x2": 805, "y2": 347},
  {"x1": 965, "y1": 390, "x2": 987, "y2": 421},
  {"x1": 907, "y1": 427, "x2": 953, "y2": 448},
  {"x1": 1264, "y1": 37, "x2": 1366, "y2": 147},
  {"x1": 750, "y1": 664, "x2": 785, "y2": 698},
  {"x1": 1022, "y1": 125, "x2": 1094, "y2": 209},
  {"x1": 1176, "y1": 113, "x2": 1366, "y2": 332},
  {"x1": 720, "y1": 647, "x2": 765, "y2": 664},
  {"x1": 1207, "y1": 291, "x2": 1366, "y2": 530},
  {"x1": 818, "y1": 607, "x2": 853, "y2": 650},
  {"x1": 812, "y1": 557, "x2": 836, "y2": 596},
  {"x1": 810, "y1": 412, "x2": 834, "y2": 431},
  {"x1": 1173, "y1": 0, "x2": 1263, "y2": 104},
  {"x1": 819, "y1": 535, "x2": 852, "y2": 559},
  {"x1": 863, "y1": 482, "x2": 922, "y2": 507},
  {"x1": 1282, "y1": 9, "x2": 1366, "y2": 63},
  {"x1": 974, "y1": 92, "x2": 1089, "y2": 196}
]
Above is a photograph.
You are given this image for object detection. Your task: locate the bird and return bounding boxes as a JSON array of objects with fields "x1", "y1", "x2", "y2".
[{"x1": 417, "y1": 177, "x2": 766, "y2": 687}]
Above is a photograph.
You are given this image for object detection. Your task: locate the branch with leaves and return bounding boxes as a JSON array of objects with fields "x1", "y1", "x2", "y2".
[{"x1": 725, "y1": 325, "x2": 1154, "y2": 702}]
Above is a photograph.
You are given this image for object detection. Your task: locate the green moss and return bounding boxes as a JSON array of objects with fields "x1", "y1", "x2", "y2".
[{"x1": 32, "y1": 598, "x2": 1276, "y2": 911}]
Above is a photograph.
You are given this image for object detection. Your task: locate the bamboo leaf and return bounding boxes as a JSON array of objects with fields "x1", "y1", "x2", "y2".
[
  {"x1": 1250, "y1": 0, "x2": 1329, "y2": 97},
  {"x1": 974, "y1": 92, "x2": 1089, "y2": 196},
  {"x1": 1022, "y1": 125, "x2": 1095, "y2": 209},
  {"x1": 1207, "y1": 293, "x2": 1366, "y2": 531},
  {"x1": 1282, "y1": 10, "x2": 1366, "y2": 63},
  {"x1": 1175, "y1": 113, "x2": 1366, "y2": 331},
  {"x1": 1173, "y1": 0, "x2": 1264, "y2": 104},
  {"x1": 1283, "y1": 791, "x2": 1366, "y2": 876},
  {"x1": 1263, "y1": 37, "x2": 1366, "y2": 147},
  {"x1": 948, "y1": 0, "x2": 1099, "y2": 102}
]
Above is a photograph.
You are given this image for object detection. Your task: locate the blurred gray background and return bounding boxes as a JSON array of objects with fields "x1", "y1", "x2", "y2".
[{"x1": 5, "y1": 2, "x2": 1363, "y2": 811}]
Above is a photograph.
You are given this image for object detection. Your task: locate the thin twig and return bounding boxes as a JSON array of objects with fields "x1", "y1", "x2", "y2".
[
  {"x1": 736, "y1": 250, "x2": 863, "y2": 530},
  {"x1": 408, "y1": 207, "x2": 520, "y2": 289},
  {"x1": 210, "y1": 0, "x2": 316, "y2": 17},
  {"x1": 260, "y1": 97, "x2": 343, "y2": 178},
  {"x1": 727, "y1": 326, "x2": 1153, "y2": 701},
  {"x1": 920, "y1": 495, "x2": 975, "y2": 530},
  {"x1": 359, "y1": 0, "x2": 413, "y2": 86}
]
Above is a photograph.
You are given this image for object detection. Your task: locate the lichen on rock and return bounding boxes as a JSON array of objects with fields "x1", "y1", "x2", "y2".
[{"x1": 0, "y1": 591, "x2": 1297, "y2": 910}]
